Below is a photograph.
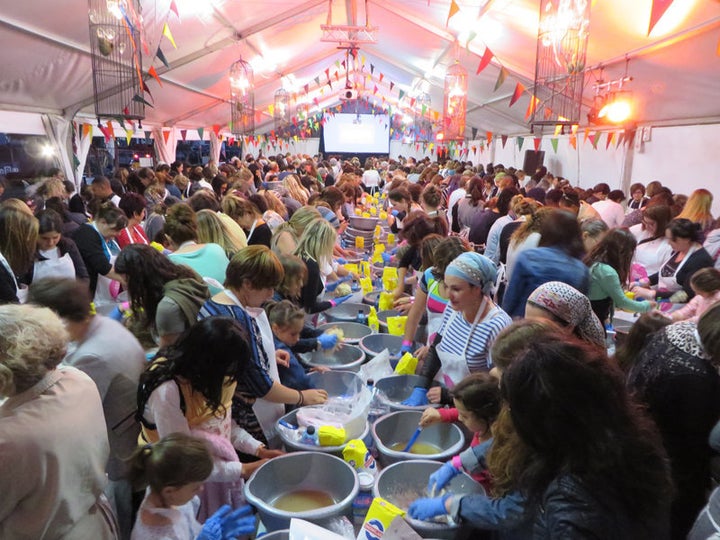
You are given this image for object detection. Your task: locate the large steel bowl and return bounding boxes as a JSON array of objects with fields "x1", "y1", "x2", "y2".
[
  {"x1": 373, "y1": 460, "x2": 485, "y2": 540},
  {"x1": 371, "y1": 410, "x2": 465, "y2": 468},
  {"x1": 323, "y1": 302, "x2": 372, "y2": 323},
  {"x1": 348, "y1": 216, "x2": 379, "y2": 231},
  {"x1": 358, "y1": 334, "x2": 420, "y2": 363},
  {"x1": 301, "y1": 345, "x2": 366, "y2": 372},
  {"x1": 276, "y1": 408, "x2": 369, "y2": 456},
  {"x1": 374, "y1": 375, "x2": 442, "y2": 411},
  {"x1": 244, "y1": 452, "x2": 358, "y2": 532},
  {"x1": 316, "y1": 322, "x2": 373, "y2": 344},
  {"x1": 305, "y1": 370, "x2": 364, "y2": 397}
]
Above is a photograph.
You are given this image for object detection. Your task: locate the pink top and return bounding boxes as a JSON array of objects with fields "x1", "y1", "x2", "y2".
[{"x1": 670, "y1": 290, "x2": 720, "y2": 323}]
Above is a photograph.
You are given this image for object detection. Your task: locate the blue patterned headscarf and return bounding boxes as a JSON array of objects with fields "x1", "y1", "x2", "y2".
[{"x1": 445, "y1": 252, "x2": 497, "y2": 295}]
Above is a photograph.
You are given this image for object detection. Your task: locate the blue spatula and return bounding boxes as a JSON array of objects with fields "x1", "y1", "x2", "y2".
[{"x1": 402, "y1": 426, "x2": 423, "y2": 453}]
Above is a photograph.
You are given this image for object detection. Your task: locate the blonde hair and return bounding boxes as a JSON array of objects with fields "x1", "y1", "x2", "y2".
[
  {"x1": 225, "y1": 245, "x2": 284, "y2": 290},
  {"x1": 196, "y1": 210, "x2": 243, "y2": 258},
  {"x1": 221, "y1": 194, "x2": 260, "y2": 222},
  {"x1": 288, "y1": 205, "x2": 321, "y2": 235},
  {"x1": 260, "y1": 189, "x2": 287, "y2": 217},
  {"x1": 294, "y1": 218, "x2": 336, "y2": 266},
  {"x1": 676, "y1": 188, "x2": 714, "y2": 231},
  {"x1": 0, "y1": 304, "x2": 68, "y2": 396},
  {"x1": 283, "y1": 174, "x2": 310, "y2": 205},
  {"x1": 0, "y1": 203, "x2": 39, "y2": 275}
]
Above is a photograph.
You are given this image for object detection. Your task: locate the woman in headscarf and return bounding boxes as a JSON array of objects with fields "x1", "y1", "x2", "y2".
[
  {"x1": 524, "y1": 281, "x2": 606, "y2": 348},
  {"x1": 403, "y1": 252, "x2": 512, "y2": 406}
]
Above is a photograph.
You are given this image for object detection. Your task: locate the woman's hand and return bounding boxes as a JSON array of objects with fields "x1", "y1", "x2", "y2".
[
  {"x1": 426, "y1": 386, "x2": 443, "y2": 404},
  {"x1": 419, "y1": 407, "x2": 442, "y2": 427},
  {"x1": 309, "y1": 366, "x2": 331, "y2": 374},
  {"x1": 414, "y1": 345, "x2": 430, "y2": 362},
  {"x1": 240, "y1": 458, "x2": 268, "y2": 479},
  {"x1": 393, "y1": 296, "x2": 414, "y2": 314},
  {"x1": 275, "y1": 350, "x2": 290, "y2": 368},
  {"x1": 257, "y1": 447, "x2": 285, "y2": 459},
  {"x1": 303, "y1": 388, "x2": 329, "y2": 405}
]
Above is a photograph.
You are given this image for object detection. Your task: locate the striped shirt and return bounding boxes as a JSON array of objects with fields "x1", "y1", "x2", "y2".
[{"x1": 436, "y1": 304, "x2": 512, "y2": 372}]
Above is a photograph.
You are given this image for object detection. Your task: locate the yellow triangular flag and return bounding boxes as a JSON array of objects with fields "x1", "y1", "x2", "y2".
[
  {"x1": 163, "y1": 23, "x2": 177, "y2": 49},
  {"x1": 125, "y1": 128, "x2": 133, "y2": 146}
]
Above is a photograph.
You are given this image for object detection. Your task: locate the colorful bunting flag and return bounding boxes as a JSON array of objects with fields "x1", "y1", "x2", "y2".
[
  {"x1": 162, "y1": 23, "x2": 177, "y2": 49},
  {"x1": 606, "y1": 132, "x2": 616, "y2": 149},
  {"x1": 197, "y1": 127, "x2": 204, "y2": 140},
  {"x1": 550, "y1": 138, "x2": 559, "y2": 153},
  {"x1": 486, "y1": 131, "x2": 493, "y2": 145},
  {"x1": 648, "y1": 0, "x2": 676, "y2": 35},
  {"x1": 516, "y1": 136, "x2": 524, "y2": 150},
  {"x1": 509, "y1": 83, "x2": 525, "y2": 107},
  {"x1": 169, "y1": 0, "x2": 179, "y2": 18},
  {"x1": 125, "y1": 129, "x2": 133, "y2": 146},
  {"x1": 132, "y1": 94, "x2": 153, "y2": 108},
  {"x1": 533, "y1": 137, "x2": 541, "y2": 152},
  {"x1": 148, "y1": 66, "x2": 162, "y2": 86},
  {"x1": 616, "y1": 131, "x2": 625, "y2": 148},
  {"x1": 471, "y1": 127, "x2": 478, "y2": 140},
  {"x1": 156, "y1": 47, "x2": 170, "y2": 69},
  {"x1": 493, "y1": 67, "x2": 507, "y2": 91},
  {"x1": 212, "y1": 124, "x2": 221, "y2": 137},
  {"x1": 569, "y1": 135, "x2": 577, "y2": 149},
  {"x1": 180, "y1": 129, "x2": 187, "y2": 141},
  {"x1": 476, "y1": 47, "x2": 494, "y2": 75},
  {"x1": 446, "y1": 0, "x2": 460, "y2": 26},
  {"x1": 501, "y1": 134, "x2": 508, "y2": 148},
  {"x1": 525, "y1": 95, "x2": 540, "y2": 119},
  {"x1": 162, "y1": 130, "x2": 170, "y2": 144}
]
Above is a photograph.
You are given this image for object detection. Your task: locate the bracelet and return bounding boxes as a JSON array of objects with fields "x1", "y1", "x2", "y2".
[
  {"x1": 402, "y1": 339, "x2": 414, "y2": 347},
  {"x1": 296, "y1": 390, "x2": 304, "y2": 407}
]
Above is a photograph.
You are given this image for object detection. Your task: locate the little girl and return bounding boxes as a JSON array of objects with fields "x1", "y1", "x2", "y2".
[
  {"x1": 670, "y1": 267, "x2": 720, "y2": 322},
  {"x1": 265, "y1": 300, "x2": 330, "y2": 398},
  {"x1": 418, "y1": 372, "x2": 501, "y2": 492},
  {"x1": 129, "y1": 433, "x2": 256, "y2": 540}
]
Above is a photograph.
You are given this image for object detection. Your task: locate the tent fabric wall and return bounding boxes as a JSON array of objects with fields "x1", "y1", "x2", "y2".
[
  {"x1": 209, "y1": 132, "x2": 222, "y2": 165},
  {"x1": 242, "y1": 138, "x2": 320, "y2": 158},
  {"x1": 74, "y1": 126, "x2": 93, "y2": 189},
  {"x1": 41, "y1": 114, "x2": 75, "y2": 184},
  {"x1": 152, "y1": 127, "x2": 177, "y2": 165}
]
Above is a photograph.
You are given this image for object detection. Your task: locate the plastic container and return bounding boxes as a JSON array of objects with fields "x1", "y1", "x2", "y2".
[
  {"x1": 352, "y1": 472, "x2": 375, "y2": 527},
  {"x1": 300, "y1": 425, "x2": 319, "y2": 446}
]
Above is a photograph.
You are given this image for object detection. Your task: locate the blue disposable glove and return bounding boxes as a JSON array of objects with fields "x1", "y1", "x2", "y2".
[
  {"x1": 198, "y1": 504, "x2": 256, "y2": 540},
  {"x1": 400, "y1": 343, "x2": 414, "y2": 355},
  {"x1": 408, "y1": 494, "x2": 451, "y2": 521},
  {"x1": 428, "y1": 461, "x2": 461, "y2": 494},
  {"x1": 381, "y1": 252, "x2": 393, "y2": 265},
  {"x1": 318, "y1": 333, "x2": 339, "y2": 350},
  {"x1": 330, "y1": 294, "x2": 352, "y2": 307},
  {"x1": 391, "y1": 209, "x2": 400, "y2": 217},
  {"x1": 336, "y1": 257, "x2": 348, "y2": 264},
  {"x1": 401, "y1": 386, "x2": 429, "y2": 407},
  {"x1": 325, "y1": 280, "x2": 342, "y2": 293}
]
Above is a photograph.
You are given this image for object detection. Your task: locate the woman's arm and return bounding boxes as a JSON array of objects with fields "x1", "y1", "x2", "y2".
[
  {"x1": 402, "y1": 287, "x2": 428, "y2": 344},
  {"x1": 593, "y1": 263, "x2": 651, "y2": 313},
  {"x1": 262, "y1": 380, "x2": 328, "y2": 406}
]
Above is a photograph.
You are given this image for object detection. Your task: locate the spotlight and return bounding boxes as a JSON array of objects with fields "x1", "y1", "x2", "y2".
[
  {"x1": 41, "y1": 144, "x2": 56, "y2": 158},
  {"x1": 588, "y1": 91, "x2": 633, "y2": 125}
]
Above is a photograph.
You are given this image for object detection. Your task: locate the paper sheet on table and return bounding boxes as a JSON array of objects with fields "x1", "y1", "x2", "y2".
[
  {"x1": 289, "y1": 518, "x2": 346, "y2": 540},
  {"x1": 383, "y1": 516, "x2": 423, "y2": 540},
  {"x1": 359, "y1": 348, "x2": 393, "y2": 384}
]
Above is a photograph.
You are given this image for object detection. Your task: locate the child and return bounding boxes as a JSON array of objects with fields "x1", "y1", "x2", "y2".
[
  {"x1": 265, "y1": 300, "x2": 330, "y2": 399},
  {"x1": 128, "y1": 433, "x2": 256, "y2": 540},
  {"x1": 670, "y1": 268, "x2": 720, "y2": 322},
  {"x1": 418, "y1": 372, "x2": 501, "y2": 492}
]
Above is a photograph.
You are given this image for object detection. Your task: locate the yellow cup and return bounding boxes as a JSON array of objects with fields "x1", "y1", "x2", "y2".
[{"x1": 355, "y1": 236, "x2": 365, "y2": 249}]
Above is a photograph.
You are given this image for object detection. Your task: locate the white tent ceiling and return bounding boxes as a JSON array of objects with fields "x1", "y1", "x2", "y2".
[{"x1": 1, "y1": 0, "x2": 719, "y2": 137}]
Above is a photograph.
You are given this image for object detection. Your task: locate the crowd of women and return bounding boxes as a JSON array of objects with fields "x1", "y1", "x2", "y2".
[{"x1": 0, "y1": 154, "x2": 719, "y2": 540}]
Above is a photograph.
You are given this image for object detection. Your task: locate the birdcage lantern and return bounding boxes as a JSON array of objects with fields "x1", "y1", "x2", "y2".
[
  {"x1": 442, "y1": 61, "x2": 467, "y2": 141},
  {"x1": 230, "y1": 58, "x2": 254, "y2": 136},
  {"x1": 88, "y1": 0, "x2": 144, "y2": 120}
]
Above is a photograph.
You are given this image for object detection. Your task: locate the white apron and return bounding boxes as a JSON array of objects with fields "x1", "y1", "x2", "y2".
[
  {"x1": 224, "y1": 289, "x2": 284, "y2": 448},
  {"x1": 658, "y1": 244, "x2": 700, "y2": 292},
  {"x1": 34, "y1": 248, "x2": 76, "y2": 281},
  {"x1": 436, "y1": 298, "x2": 499, "y2": 388},
  {"x1": 90, "y1": 223, "x2": 120, "y2": 307}
]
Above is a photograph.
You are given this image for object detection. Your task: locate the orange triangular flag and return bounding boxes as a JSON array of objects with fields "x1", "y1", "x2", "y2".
[
  {"x1": 533, "y1": 137, "x2": 541, "y2": 152},
  {"x1": 486, "y1": 131, "x2": 493, "y2": 144},
  {"x1": 212, "y1": 124, "x2": 221, "y2": 137},
  {"x1": 163, "y1": 23, "x2": 177, "y2": 49},
  {"x1": 583, "y1": 130, "x2": 590, "y2": 144},
  {"x1": 447, "y1": 0, "x2": 460, "y2": 26},
  {"x1": 509, "y1": 83, "x2": 525, "y2": 107},
  {"x1": 148, "y1": 66, "x2": 162, "y2": 87},
  {"x1": 476, "y1": 47, "x2": 494, "y2": 75},
  {"x1": 648, "y1": 0, "x2": 675, "y2": 36},
  {"x1": 525, "y1": 95, "x2": 540, "y2": 119},
  {"x1": 569, "y1": 135, "x2": 577, "y2": 149},
  {"x1": 82, "y1": 123, "x2": 93, "y2": 138},
  {"x1": 162, "y1": 130, "x2": 170, "y2": 144}
]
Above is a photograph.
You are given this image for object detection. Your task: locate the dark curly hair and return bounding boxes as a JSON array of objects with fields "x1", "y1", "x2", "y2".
[
  {"x1": 500, "y1": 333, "x2": 672, "y2": 526},
  {"x1": 584, "y1": 227, "x2": 637, "y2": 285},
  {"x1": 114, "y1": 244, "x2": 203, "y2": 327},
  {"x1": 136, "y1": 317, "x2": 250, "y2": 423}
]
